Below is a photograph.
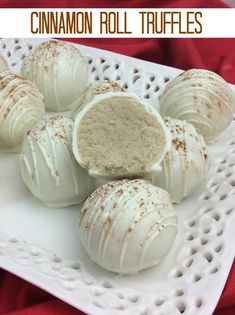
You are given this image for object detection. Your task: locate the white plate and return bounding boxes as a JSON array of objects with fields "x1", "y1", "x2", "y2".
[{"x1": 0, "y1": 38, "x2": 235, "y2": 315}]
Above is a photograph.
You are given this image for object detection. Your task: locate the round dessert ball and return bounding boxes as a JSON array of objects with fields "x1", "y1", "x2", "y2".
[
  {"x1": 79, "y1": 179, "x2": 178, "y2": 274},
  {"x1": 71, "y1": 80, "x2": 127, "y2": 119},
  {"x1": 22, "y1": 40, "x2": 89, "y2": 112},
  {"x1": 0, "y1": 53, "x2": 9, "y2": 73},
  {"x1": 153, "y1": 117, "x2": 209, "y2": 203},
  {"x1": 0, "y1": 71, "x2": 45, "y2": 152},
  {"x1": 20, "y1": 115, "x2": 95, "y2": 208},
  {"x1": 160, "y1": 69, "x2": 235, "y2": 143},
  {"x1": 72, "y1": 92, "x2": 171, "y2": 178}
]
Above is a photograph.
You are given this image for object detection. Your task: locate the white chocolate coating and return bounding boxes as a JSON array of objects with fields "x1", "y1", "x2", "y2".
[
  {"x1": 20, "y1": 115, "x2": 95, "y2": 208},
  {"x1": 153, "y1": 117, "x2": 209, "y2": 203},
  {"x1": 72, "y1": 92, "x2": 171, "y2": 178},
  {"x1": 0, "y1": 54, "x2": 9, "y2": 73},
  {"x1": 160, "y1": 69, "x2": 235, "y2": 143},
  {"x1": 71, "y1": 80, "x2": 126, "y2": 119},
  {"x1": 0, "y1": 71, "x2": 45, "y2": 152},
  {"x1": 79, "y1": 179, "x2": 178, "y2": 274},
  {"x1": 22, "y1": 40, "x2": 89, "y2": 112}
]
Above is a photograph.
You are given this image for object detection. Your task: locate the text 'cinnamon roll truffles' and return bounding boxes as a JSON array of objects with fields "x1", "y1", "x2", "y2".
[
  {"x1": 153, "y1": 117, "x2": 209, "y2": 204},
  {"x1": 72, "y1": 92, "x2": 171, "y2": 178},
  {"x1": 22, "y1": 40, "x2": 89, "y2": 112},
  {"x1": 0, "y1": 53, "x2": 9, "y2": 73},
  {"x1": 160, "y1": 69, "x2": 235, "y2": 143},
  {"x1": 71, "y1": 80, "x2": 127, "y2": 119},
  {"x1": 0, "y1": 71, "x2": 45, "y2": 152},
  {"x1": 79, "y1": 179, "x2": 178, "y2": 274},
  {"x1": 20, "y1": 116, "x2": 95, "y2": 208}
]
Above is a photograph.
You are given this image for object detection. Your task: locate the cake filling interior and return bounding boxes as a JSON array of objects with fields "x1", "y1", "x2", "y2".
[{"x1": 77, "y1": 96, "x2": 166, "y2": 176}]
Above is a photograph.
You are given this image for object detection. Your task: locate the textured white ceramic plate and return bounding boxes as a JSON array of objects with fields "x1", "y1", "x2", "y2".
[{"x1": 0, "y1": 38, "x2": 235, "y2": 315}]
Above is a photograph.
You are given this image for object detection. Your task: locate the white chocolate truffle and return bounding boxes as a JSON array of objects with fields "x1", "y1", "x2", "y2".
[
  {"x1": 72, "y1": 92, "x2": 171, "y2": 178},
  {"x1": 79, "y1": 179, "x2": 178, "y2": 274},
  {"x1": 22, "y1": 40, "x2": 89, "y2": 112},
  {"x1": 0, "y1": 71, "x2": 45, "y2": 152},
  {"x1": 71, "y1": 80, "x2": 126, "y2": 119},
  {"x1": 20, "y1": 115, "x2": 95, "y2": 208},
  {"x1": 153, "y1": 117, "x2": 209, "y2": 203},
  {"x1": 0, "y1": 53, "x2": 9, "y2": 73},
  {"x1": 160, "y1": 69, "x2": 235, "y2": 143}
]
